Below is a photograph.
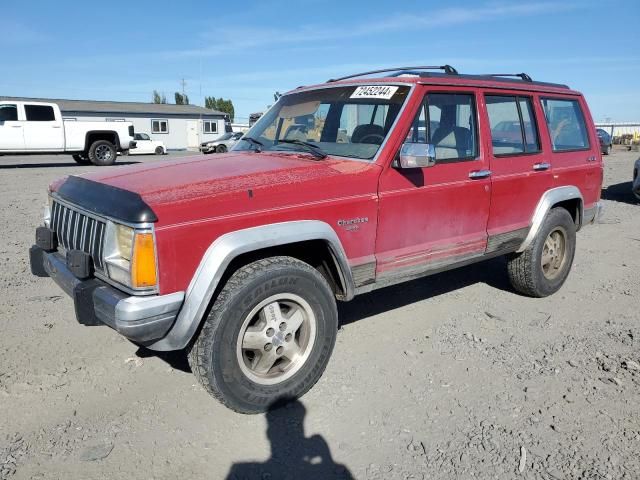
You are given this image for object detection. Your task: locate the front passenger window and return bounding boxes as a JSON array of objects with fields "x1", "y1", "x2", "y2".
[
  {"x1": 0, "y1": 104, "x2": 18, "y2": 122},
  {"x1": 406, "y1": 93, "x2": 478, "y2": 162}
]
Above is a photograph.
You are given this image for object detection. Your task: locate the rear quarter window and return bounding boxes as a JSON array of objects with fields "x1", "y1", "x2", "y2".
[{"x1": 541, "y1": 98, "x2": 590, "y2": 152}]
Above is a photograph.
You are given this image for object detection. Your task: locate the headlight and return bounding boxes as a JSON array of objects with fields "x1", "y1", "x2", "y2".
[
  {"x1": 104, "y1": 223, "x2": 157, "y2": 290},
  {"x1": 43, "y1": 199, "x2": 52, "y2": 228}
]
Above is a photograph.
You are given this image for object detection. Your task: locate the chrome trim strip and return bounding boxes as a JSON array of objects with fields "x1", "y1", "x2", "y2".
[
  {"x1": 516, "y1": 186, "x2": 583, "y2": 253},
  {"x1": 148, "y1": 220, "x2": 354, "y2": 351}
]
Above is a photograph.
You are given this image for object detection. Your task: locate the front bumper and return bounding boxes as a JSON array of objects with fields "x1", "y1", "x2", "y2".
[{"x1": 29, "y1": 245, "x2": 184, "y2": 344}]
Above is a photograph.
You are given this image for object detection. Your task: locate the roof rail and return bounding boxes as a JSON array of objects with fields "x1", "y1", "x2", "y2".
[
  {"x1": 327, "y1": 65, "x2": 458, "y2": 82},
  {"x1": 483, "y1": 73, "x2": 533, "y2": 82}
]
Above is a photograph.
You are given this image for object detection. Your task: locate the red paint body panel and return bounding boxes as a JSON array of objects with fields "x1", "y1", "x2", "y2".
[
  {"x1": 48, "y1": 74, "x2": 602, "y2": 297},
  {"x1": 79, "y1": 152, "x2": 381, "y2": 294}
]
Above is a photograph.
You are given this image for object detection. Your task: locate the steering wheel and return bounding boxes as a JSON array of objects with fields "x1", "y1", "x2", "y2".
[{"x1": 356, "y1": 133, "x2": 385, "y2": 145}]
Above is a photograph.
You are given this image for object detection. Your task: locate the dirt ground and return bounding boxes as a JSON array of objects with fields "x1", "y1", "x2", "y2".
[{"x1": 1, "y1": 149, "x2": 639, "y2": 480}]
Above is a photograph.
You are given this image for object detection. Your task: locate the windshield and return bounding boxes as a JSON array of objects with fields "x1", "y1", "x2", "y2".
[
  {"x1": 217, "y1": 132, "x2": 234, "y2": 141},
  {"x1": 233, "y1": 85, "x2": 411, "y2": 160}
]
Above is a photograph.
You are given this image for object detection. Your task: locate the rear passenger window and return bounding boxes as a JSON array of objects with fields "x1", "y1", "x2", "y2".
[
  {"x1": 541, "y1": 98, "x2": 590, "y2": 151},
  {"x1": 25, "y1": 105, "x2": 55, "y2": 122},
  {"x1": 405, "y1": 92, "x2": 478, "y2": 162},
  {"x1": 486, "y1": 96, "x2": 540, "y2": 155}
]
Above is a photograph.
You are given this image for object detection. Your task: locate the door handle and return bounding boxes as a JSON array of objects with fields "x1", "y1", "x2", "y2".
[
  {"x1": 469, "y1": 169, "x2": 491, "y2": 179},
  {"x1": 52, "y1": 125, "x2": 62, "y2": 128},
  {"x1": 533, "y1": 162, "x2": 550, "y2": 171},
  {"x1": 11, "y1": 125, "x2": 22, "y2": 128}
]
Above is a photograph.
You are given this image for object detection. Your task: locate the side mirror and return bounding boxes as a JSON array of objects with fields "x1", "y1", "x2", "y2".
[{"x1": 398, "y1": 142, "x2": 436, "y2": 169}]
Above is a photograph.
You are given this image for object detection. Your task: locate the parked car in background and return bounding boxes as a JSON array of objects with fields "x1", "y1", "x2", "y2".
[
  {"x1": 633, "y1": 158, "x2": 640, "y2": 200},
  {"x1": 597, "y1": 128, "x2": 612, "y2": 155},
  {"x1": 129, "y1": 133, "x2": 166, "y2": 155},
  {"x1": 200, "y1": 131, "x2": 243, "y2": 153},
  {"x1": 0, "y1": 101, "x2": 135, "y2": 165},
  {"x1": 30, "y1": 65, "x2": 604, "y2": 414}
]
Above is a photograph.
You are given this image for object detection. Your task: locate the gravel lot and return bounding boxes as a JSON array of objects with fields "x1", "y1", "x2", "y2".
[{"x1": 1, "y1": 149, "x2": 639, "y2": 479}]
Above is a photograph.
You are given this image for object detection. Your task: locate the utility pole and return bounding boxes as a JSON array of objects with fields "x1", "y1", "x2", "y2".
[{"x1": 180, "y1": 78, "x2": 187, "y2": 97}]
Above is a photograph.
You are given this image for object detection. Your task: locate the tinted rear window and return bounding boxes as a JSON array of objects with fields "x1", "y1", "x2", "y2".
[{"x1": 25, "y1": 105, "x2": 56, "y2": 122}]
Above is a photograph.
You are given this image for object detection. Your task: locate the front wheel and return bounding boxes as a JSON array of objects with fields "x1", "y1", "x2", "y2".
[
  {"x1": 188, "y1": 256, "x2": 338, "y2": 414},
  {"x1": 507, "y1": 207, "x2": 576, "y2": 297},
  {"x1": 604, "y1": 145, "x2": 612, "y2": 155},
  {"x1": 216, "y1": 144, "x2": 227, "y2": 153},
  {"x1": 88, "y1": 140, "x2": 117, "y2": 166},
  {"x1": 155, "y1": 146, "x2": 164, "y2": 155}
]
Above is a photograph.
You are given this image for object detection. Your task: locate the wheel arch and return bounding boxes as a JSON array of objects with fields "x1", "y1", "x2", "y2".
[
  {"x1": 84, "y1": 130, "x2": 119, "y2": 152},
  {"x1": 148, "y1": 220, "x2": 354, "y2": 351},
  {"x1": 517, "y1": 186, "x2": 583, "y2": 253}
]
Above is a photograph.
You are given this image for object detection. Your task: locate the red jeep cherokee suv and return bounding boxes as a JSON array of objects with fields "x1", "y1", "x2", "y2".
[{"x1": 30, "y1": 66, "x2": 603, "y2": 413}]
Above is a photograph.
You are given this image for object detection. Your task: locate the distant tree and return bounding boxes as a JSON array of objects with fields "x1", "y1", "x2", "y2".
[
  {"x1": 174, "y1": 92, "x2": 189, "y2": 105},
  {"x1": 204, "y1": 96, "x2": 217, "y2": 110},
  {"x1": 204, "y1": 96, "x2": 234, "y2": 122},
  {"x1": 152, "y1": 90, "x2": 167, "y2": 104}
]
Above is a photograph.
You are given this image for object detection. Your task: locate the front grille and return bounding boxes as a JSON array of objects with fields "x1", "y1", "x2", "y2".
[{"x1": 51, "y1": 200, "x2": 107, "y2": 271}]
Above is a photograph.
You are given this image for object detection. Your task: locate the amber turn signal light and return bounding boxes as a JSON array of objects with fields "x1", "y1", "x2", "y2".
[{"x1": 131, "y1": 233, "x2": 157, "y2": 288}]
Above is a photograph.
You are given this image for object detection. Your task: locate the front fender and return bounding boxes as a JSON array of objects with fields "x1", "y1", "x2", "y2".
[{"x1": 147, "y1": 220, "x2": 353, "y2": 351}]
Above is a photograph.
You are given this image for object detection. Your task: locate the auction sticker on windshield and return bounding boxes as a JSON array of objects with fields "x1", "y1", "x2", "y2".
[{"x1": 350, "y1": 85, "x2": 399, "y2": 100}]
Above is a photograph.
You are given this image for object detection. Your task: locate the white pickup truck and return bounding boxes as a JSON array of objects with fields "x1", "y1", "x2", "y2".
[{"x1": 0, "y1": 101, "x2": 136, "y2": 166}]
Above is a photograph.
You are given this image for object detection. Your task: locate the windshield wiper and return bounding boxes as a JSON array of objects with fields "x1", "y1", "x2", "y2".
[
  {"x1": 276, "y1": 139, "x2": 327, "y2": 160},
  {"x1": 242, "y1": 136, "x2": 264, "y2": 152}
]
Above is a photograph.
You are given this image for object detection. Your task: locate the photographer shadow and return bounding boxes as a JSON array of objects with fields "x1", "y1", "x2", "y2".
[{"x1": 226, "y1": 400, "x2": 353, "y2": 480}]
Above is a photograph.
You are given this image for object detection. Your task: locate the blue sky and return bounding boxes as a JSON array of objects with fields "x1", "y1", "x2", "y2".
[{"x1": 3, "y1": 0, "x2": 639, "y2": 122}]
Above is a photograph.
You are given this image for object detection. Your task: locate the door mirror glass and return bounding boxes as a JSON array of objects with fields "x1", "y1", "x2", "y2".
[{"x1": 398, "y1": 142, "x2": 436, "y2": 168}]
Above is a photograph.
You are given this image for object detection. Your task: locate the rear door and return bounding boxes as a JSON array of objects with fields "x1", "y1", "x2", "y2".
[
  {"x1": 481, "y1": 92, "x2": 551, "y2": 251},
  {"x1": 22, "y1": 104, "x2": 64, "y2": 150},
  {"x1": 0, "y1": 103, "x2": 25, "y2": 150},
  {"x1": 376, "y1": 86, "x2": 491, "y2": 277}
]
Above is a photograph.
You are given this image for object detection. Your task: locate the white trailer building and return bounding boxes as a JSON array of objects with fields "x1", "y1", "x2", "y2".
[{"x1": 0, "y1": 96, "x2": 230, "y2": 151}]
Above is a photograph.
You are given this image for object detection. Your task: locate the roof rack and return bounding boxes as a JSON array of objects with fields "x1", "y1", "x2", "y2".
[
  {"x1": 483, "y1": 73, "x2": 533, "y2": 82},
  {"x1": 327, "y1": 65, "x2": 458, "y2": 82}
]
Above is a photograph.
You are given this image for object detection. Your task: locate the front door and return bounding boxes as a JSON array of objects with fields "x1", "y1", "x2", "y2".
[
  {"x1": 0, "y1": 103, "x2": 26, "y2": 150},
  {"x1": 187, "y1": 121, "x2": 199, "y2": 149},
  {"x1": 376, "y1": 87, "x2": 491, "y2": 279},
  {"x1": 22, "y1": 104, "x2": 64, "y2": 150}
]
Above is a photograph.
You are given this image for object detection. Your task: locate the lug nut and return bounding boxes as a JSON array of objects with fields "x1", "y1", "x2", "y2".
[
  {"x1": 285, "y1": 333, "x2": 292, "y2": 342},
  {"x1": 266, "y1": 328, "x2": 275, "y2": 337},
  {"x1": 264, "y1": 343, "x2": 273, "y2": 351},
  {"x1": 276, "y1": 346, "x2": 284, "y2": 355},
  {"x1": 279, "y1": 322, "x2": 287, "y2": 331}
]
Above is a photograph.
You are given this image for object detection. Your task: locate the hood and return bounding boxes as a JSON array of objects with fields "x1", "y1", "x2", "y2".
[{"x1": 72, "y1": 152, "x2": 380, "y2": 227}]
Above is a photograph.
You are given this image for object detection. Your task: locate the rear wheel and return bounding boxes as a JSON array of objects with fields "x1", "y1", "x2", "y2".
[
  {"x1": 72, "y1": 154, "x2": 91, "y2": 165},
  {"x1": 216, "y1": 144, "x2": 227, "y2": 153},
  {"x1": 507, "y1": 208, "x2": 576, "y2": 297},
  {"x1": 188, "y1": 256, "x2": 338, "y2": 414},
  {"x1": 88, "y1": 140, "x2": 117, "y2": 166},
  {"x1": 604, "y1": 144, "x2": 612, "y2": 155}
]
